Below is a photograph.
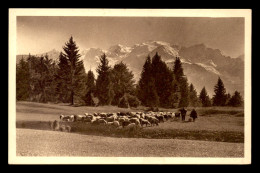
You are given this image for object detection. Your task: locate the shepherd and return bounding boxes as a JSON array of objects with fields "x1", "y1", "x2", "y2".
[
  {"x1": 180, "y1": 107, "x2": 187, "y2": 121},
  {"x1": 190, "y1": 109, "x2": 198, "y2": 122}
]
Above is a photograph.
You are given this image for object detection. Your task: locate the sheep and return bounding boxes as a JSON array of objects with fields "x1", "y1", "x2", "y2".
[
  {"x1": 134, "y1": 114, "x2": 141, "y2": 119},
  {"x1": 98, "y1": 119, "x2": 107, "y2": 125},
  {"x1": 60, "y1": 114, "x2": 74, "y2": 122},
  {"x1": 175, "y1": 112, "x2": 181, "y2": 118},
  {"x1": 144, "y1": 114, "x2": 152, "y2": 120},
  {"x1": 112, "y1": 113, "x2": 118, "y2": 119},
  {"x1": 155, "y1": 114, "x2": 164, "y2": 123},
  {"x1": 167, "y1": 112, "x2": 175, "y2": 119},
  {"x1": 140, "y1": 118, "x2": 151, "y2": 127},
  {"x1": 100, "y1": 113, "x2": 107, "y2": 118},
  {"x1": 59, "y1": 125, "x2": 66, "y2": 131},
  {"x1": 163, "y1": 114, "x2": 169, "y2": 121},
  {"x1": 113, "y1": 121, "x2": 120, "y2": 128},
  {"x1": 86, "y1": 114, "x2": 94, "y2": 120},
  {"x1": 83, "y1": 117, "x2": 92, "y2": 123},
  {"x1": 122, "y1": 120, "x2": 131, "y2": 128},
  {"x1": 51, "y1": 120, "x2": 60, "y2": 131},
  {"x1": 106, "y1": 116, "x2": 115, "y2": 122},
  {"x1": 149, "y1": 117, "x2": 159, "y2": 126},
  {"x1": 118, "y1": 117, "x2": 126, "y2": 125},
  {"x1": 59, "y1": 114, "x2": 67, "y2": 121},
  {"x1": 140, "y1": 113, "x2": 145, "y2": 119},
  {"x1": 58, "y1": 125, "x2": 71, "y2": 132},
  {"x1": 65, "y1": 125, "x2": 71, "y2": 132},
  {"x1": 128, "y1": 112, "x2": 136, "y2": 117},
  {"x1": 95, "y1": 116, "x2": 101, "y2": 120},
  {"x1": 91, "y1": 119, "x2": 99, "y2": 125},
  {"x1": 129, "y1": 118, "x2": 140, "y2": 126},
  {"x1": 73, "y1": 114, "x2": 86, "y2": 122},
  {"x1": 147, "y1": 116, "x2": 154, "y2": 123},
  {"x1": 117, "y1": 112, "x2": 126, "y2": 116},
  {"x1": 107, "y1": 122, "x2": 114, "y2": 126},
  {"x1": 107, "y1": 113, "x2": 114, "y2": 117}
]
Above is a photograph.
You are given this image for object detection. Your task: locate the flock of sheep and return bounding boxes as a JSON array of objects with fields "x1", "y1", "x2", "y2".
[{"x1": 51, "y1": 111, "x2": 188, "y2": 133}]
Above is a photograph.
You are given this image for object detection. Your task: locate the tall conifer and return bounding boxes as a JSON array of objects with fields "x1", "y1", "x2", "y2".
[
  {"x1": 96, "y1": 53, "x2": 114, "y2": 105},
  {"x1": 84, "y1": 70, "x2": 96, "y2": 106},
  {"x1": 151, "y1": 52, "x2": 174, "y2": 107},
  {"x1": 228, "y1": 91, "x2": 243, "y2": 107},
  {"x1": 58, "y1": 36, "x2": 86, "y2": 105},
  {"x1": 111, "y1": 61, "x2": 135, "y2": 105},
  {"x1": 199, "y1": 87, "x2": 211, "y2": 107},
  {"x1": 212, "y1": 77, "x2": 227, "y2": 106},
  {"x1": 16, "y1": 57, "x2": 30, "y2": 101},
  {"x1": 189, "y1": 83, "x2": 199, "y2": 107},
  {"x1": 138, "y1": 55, "x2": 159, "y2": 107},
  {"x1": 173, "y1": 57, "x2": 189, "y2": 107}
]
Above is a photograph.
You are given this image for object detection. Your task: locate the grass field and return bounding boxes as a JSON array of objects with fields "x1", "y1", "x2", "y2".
[
  {"x1": 15, "y1": 101, "x2": 245, "y2": 157},
  {"x1": 16, "y1": 128, "x2": 244, "y2": 157},
  {"x1": 16, "y1": 101, "x2": 244, "y2": 143}
]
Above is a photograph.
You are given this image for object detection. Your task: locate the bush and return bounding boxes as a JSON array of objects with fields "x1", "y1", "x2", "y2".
[
  {"x1": 127, "y1": 94, "x2": 141, "y2": 108},
  {"x1": 118, "y1": 96, "x2": 130, "y2": 108}
]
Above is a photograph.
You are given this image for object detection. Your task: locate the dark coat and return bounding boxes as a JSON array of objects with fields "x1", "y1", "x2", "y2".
[
  {"x1": 190, "y1": 110, "x2": 198, "y2": 119},
  {"x1": 180, "y1": 108, "x2": 187, "y2": 116}
]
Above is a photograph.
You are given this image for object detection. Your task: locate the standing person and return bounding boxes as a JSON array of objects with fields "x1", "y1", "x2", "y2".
[
  {"x1": 180, "y1": 107, "x2": 187, "y2": 121},
  {"x1": 190, "y1": 109, "x2": 198, "y2": 122}
]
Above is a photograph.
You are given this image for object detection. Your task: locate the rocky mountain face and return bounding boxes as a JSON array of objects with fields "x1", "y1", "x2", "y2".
[{"x1": 16, "y1": 41, "x2": 244, "y2": 97}]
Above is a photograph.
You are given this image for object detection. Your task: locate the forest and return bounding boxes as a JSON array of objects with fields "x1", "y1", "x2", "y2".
[{"x1": 16, "y1": 37, "x2": 243, "y2": 108}]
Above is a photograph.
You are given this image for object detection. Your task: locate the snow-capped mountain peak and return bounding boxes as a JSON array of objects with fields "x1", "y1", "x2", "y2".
[
  {"x1": 17, "y1": 41, "x2": 244, "y2": 96},
  {"x1": 108, "y1": 44, "x2": 133, "y2": 56}
]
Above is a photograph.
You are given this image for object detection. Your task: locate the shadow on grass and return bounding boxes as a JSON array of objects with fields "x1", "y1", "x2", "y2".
[
  {"x1": 16, "y1": 120, "x2": 244, "y2": 143},
  {"x1": 197, "y1": 109, "x2": 244, "y2": 116}
]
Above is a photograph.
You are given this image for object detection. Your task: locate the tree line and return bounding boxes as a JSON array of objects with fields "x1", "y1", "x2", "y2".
[{"x1": 16, "y1": 37, "x2": 243, "y2": 108}]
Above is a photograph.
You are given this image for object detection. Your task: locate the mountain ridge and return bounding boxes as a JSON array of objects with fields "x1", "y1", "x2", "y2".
[{"x1": 16, "y1": 41, "x2": 244, "y2": 97}]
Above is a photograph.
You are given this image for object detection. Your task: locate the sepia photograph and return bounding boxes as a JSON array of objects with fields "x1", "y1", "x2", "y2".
[{"x1": 8, "y1": 9, "x2": 251, "y2": 164}]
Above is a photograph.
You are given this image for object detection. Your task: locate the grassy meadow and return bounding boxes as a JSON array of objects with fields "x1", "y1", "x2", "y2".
[
  {"x1": 16, "y1": 101, "x2": 244, "y2": 143},
  {"x1": 16, "y1": 128, "x2": 244, "y2": 157}
]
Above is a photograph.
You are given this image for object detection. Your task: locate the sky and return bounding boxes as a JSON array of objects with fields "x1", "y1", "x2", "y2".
[{"x1": 17, "y1": 16, "x2": 244, "y2": 58}]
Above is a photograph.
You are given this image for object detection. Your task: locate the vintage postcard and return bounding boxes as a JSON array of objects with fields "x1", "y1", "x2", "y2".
[{"x1": 9, "y1": 9, "x2": 251, "y2": 164}]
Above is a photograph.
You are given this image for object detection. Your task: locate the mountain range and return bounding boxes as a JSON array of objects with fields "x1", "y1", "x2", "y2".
[{"x1": 16, "y1": 41, "x2": 244, "y2": 97}]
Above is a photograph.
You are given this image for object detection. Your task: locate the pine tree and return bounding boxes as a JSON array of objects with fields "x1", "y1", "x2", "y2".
[
  {"x1": 96, "y1": 53, "x2": 114, "y2": 105},
  {"x1": 56, "y1": 52, "x2": 71, "y2": 102},
  {"x1": 137, "y1": 55, "x2": 159, "y2": 107},
  {"x1": 212, "y1": 77, "x2": 227, "y2": 106},
  {"x1": 111, "y1": 61, "x2": 135, "y2": 105},
  {"x1": 151, "y1": 52, "x2": 174, "y2": 107},
  {"x1": 171, "y1": 78, "x2": 180, "y2": 108},
  {"x1": 38, "y1": 55, "x2": 57, "y2": 102},
  {"x1": 16, "y1": 57, "x2": 30, "y2": 101},
  {"x1": 225, "y1": 93, "x2": 231, "y2": 106},
  {"x1": 83, "y1": 70, "x2": 96, "y2": 106},
  {"x1": 173, "y1": 57, "x2": 189, "y2": 107},
  {"x1": 137, "y1": 55, "x2": 152, "y2": 105},
  {"x1": 199, "y1": 87, "x2": 212, "y2": 107},
  {"x1": 178, "y1": 76, "x2": 189, "y2": 107},
  {"x1": 58, "y1": 36, "x2": 86, "y2": 105},
  {"x1": 146, "y1": 77, "x2": 159, "y2": 108},
  {"x1": 189, "y1": 83, "x2": 199, "y2": 107},
  {"x1": 228, "y1": 91, "x2": 243, "y2": 107},
  {"x1": 27, "y1": 54, "x2": 58, "y2": 102},
  {"x1": 173, "y1": 57, "x2": 184, "y2": 82}
]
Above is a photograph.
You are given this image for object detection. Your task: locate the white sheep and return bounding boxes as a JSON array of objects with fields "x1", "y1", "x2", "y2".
[{"x1": 113, "y1": 121, "x2": 120, "y2": 127}]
